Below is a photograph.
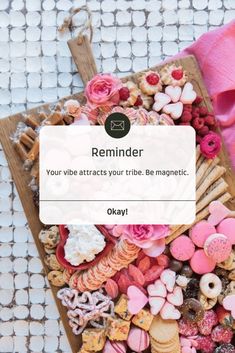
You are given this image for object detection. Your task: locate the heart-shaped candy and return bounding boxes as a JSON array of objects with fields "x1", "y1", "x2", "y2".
[
  {"x1": 147, "y1": 280, "x2": 167, "y2": 298},
  {"x1": 223, "y1": 294, "x2": 235, "y2": 319},
  {"x1": 163, "y1": 102, "x2": 183, "y2": 119},
  {"x1": 180, "y1": 82, "x2": 197, "y2": 104},
  {"x1": 127, "y1": 285, "x2": 148, "y2": 315},
  {"x1": 167, "y1": 286, "x2": 183, "y2": 306},
  {"x1": 160, "y1": 301, "x2": 181, "y2": 320},
  {"x1": 160, "y1": 269, "x2": 176, "y2": 292},
  {"x1": 208, "y1": 201, "x2": 233, "y2": 226},
  {"x1": 149, "y1": 297, "x2": 165, "y2": 315},
  {"x1": 165, "y1": 85, "x2": 182, "y2": 103},
  {"x1": 153, "y1": 93, "x2": 171, "y2": 112}
]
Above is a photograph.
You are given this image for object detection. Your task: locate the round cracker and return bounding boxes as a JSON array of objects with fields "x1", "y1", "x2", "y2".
[{"x1": 149, "y1": 315, "x2": 179, "y2": 343}]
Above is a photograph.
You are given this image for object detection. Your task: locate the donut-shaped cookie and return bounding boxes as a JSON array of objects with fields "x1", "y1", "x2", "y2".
[
  {"x1": 180, "y1": 298, "x2": 204, "y2": 323},
  {"x1": 199, "y1": 273, "x2": 222, "y2": 299}
]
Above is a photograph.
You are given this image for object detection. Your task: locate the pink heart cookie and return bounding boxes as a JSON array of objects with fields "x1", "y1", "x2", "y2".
[
  {"x1": 153, "y1": 93, "x2": 171, "y2": 112},
  {"x1": 160, "y1": 269, "x2": 176, "y2": 292},
  {"x1": 160, "y1": 301, "x2": 181, "y2": 320},
  {"x1": 163, "y1": 102, "x2": 183, "y2": 119},
  {"x1": 208, "y1": 201, "x2": 232, "y2": 226},
  {"x1": 147, "y1": 280, "x2": 167, "y2": 298},
  {"x1": 149, "y1": 297, "x2": 165, "y2": 315},
  {"x1": 165, "y1": 85, "x2": 182, "y2": 103},
  {"x1": 223, "y1": 294, "x2": 235, "y2": 319},
  {"x1": 127, "y1": 285, "x2": 148, "y2": 315},
  {"x1": 180, "y1": 82, "x2": 197, "y2": 104},
  {"x1": 167, "y1": 286, "x2": 183, "y2": 306}
]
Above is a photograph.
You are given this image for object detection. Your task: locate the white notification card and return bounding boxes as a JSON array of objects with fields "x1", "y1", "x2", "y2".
[{"x1": 39, "y1": 125, "x2": 196, "y2": 225}]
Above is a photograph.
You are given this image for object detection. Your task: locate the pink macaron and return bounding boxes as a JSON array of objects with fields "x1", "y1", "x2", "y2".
[
  {"x1": 103, "y1": 340, "x2": 127, "y2": 353},
  {"x1": 217, "y1": 218, "x2": 235, "y2": 245},
  {"x1": 170, "y1": 235, "x2": 195, "y2": 261},
  {"x1": 189, "y1": 220, "x2": 216, "y2": 247},
  {"x1": 127, "y1": 327, "x2": 149, "y2": 352},
  {"x1": 204, "y1": 233, "x2": 232, "y2": 263},
  {"x1": 190, "y1": 249, "x2": 216, "y2": 274}
]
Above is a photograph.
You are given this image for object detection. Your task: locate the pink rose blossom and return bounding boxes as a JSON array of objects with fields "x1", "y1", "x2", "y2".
[
  {"x1": 85, "y1": 74, "x2": 122, "y2": 109},
  {"x1": 121, "y1": 225, "x2": 169, "y2": 257},
  {"x1": 200, "y1": 132, "x2": 221, "y2": 159}
]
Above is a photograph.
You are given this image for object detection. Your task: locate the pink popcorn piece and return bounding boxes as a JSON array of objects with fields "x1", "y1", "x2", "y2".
[
  {"x1": 178, "y1": 318, "x2": 199, "y2": 337},
  {"x1": 211, "y1": 325, "x2": 233, "y2": 344},
  {"x1": 197, "y1": 310, "x2": 218, "y2": 336},
  {"x1": 196, "y1": 335, "x2": 216, "y2": 353}
]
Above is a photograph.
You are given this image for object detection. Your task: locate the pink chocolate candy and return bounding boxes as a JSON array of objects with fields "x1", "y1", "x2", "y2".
[
  {"x1": 190, "y1": 249, "x2": 216, "y2": 274},
  {"x1": 127, "y1": 327, "x2": 149, "y2": 352},
  {"x1": 189, "y1": 221, "x2": 216, "y2": 247},
  {"x1": 217, "y1": 218, "x2": 235, "y2": 245},
  {"x1": 170, "y1": 235, "x2": 195, "y2": 261}
]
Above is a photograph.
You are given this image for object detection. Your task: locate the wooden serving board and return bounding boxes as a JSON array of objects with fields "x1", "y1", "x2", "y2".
[{"x1": 0, "y1": 53, "x2": 235, "y2": 353}]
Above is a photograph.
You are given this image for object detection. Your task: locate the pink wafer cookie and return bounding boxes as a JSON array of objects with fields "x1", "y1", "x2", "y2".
[
  {"x1": 170, "y1": 235, "x2": 195, "y2": 261},
  {"x1": 217, "y1": 218, "x2": 235, "y2": 245},
  {"x1": 204, "y1": 233, "x2": 232, "y2": 263},
  {"x1": 190, "y1": 249, "x2": 216, "y2": 274},
  {"x1": 189, "y1": 221, "x2": 216, "y2": 247}
]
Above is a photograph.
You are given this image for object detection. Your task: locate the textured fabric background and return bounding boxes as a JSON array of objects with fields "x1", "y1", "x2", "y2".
[{"x1": 0, "y1": 0, "x2": 235, "y2": 352}]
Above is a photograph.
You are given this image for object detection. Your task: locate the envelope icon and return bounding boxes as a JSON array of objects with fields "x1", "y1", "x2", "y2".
[{"x1": 111, "y1": 120, "x2": 125, "y2": 131}]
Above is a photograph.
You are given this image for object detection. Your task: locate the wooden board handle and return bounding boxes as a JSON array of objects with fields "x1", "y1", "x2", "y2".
[{"x1": 68, "y1": 35, "x2": 98, "y2": 85}]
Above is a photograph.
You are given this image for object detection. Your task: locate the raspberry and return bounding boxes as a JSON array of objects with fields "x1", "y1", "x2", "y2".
[
  {"x1": 146, "y1": 73, "x2": 159, "y2": 85},
  {"x1": 128, "y1": 264, "x2": 145, "y2": 286},
  {"x1": 194, "y1": 96, "x2": 203, "y2": 104},
  {"x1": 134, "y1": 95, "x2": 143, "y2": 106},
  {"x1": 199, "y1": 106, "x2": 208, "y2": 116},
  {"x1": 192, "y1": 117, "x2": 204, "y2": 130},
  {"x1": 204, "y1": 114, "x2": 216, "y2": 126},
  {"x1": 192, "y1": 107, "x2": 200, "y2": 114},
  {"x1": 184, "y1": 104, "x2": 193, "y2": 111},
  {"x1": 196, "y1": 335, "x2": 216, "y2": 353},
  {"x1": 181, "y1": 111, "x2": 192, "y2": 122},
  {"x1": 171, "y1": 68, "x2": 183, "y2": 80},
  {"x1": 192, "y1": 112, "x2": 200, "y2": 119},
  {"x1": 197, "y1": 310, "x2": 218, "y2": 335},
  {"x1": 196, "y1": 135, "x2": 202, "y2": 144},
  {"x1": 211, "y1": 325, "x2": 233, "y2": 344},
  {"x1": 178, "y1": 318, "x2": 198, "y2": 336},
  {"x1": 179, "y1": 122, "x2": 190, "y2": 125},
  {"x1": 119, "y1": 87, "x2": 130, "y2": 101},
  {"x1": 138, "y1": 256, "x2": 151, "y2": 273},
  {"x1": 198, "y1": 125, "x2": 210, "y2": 136}
]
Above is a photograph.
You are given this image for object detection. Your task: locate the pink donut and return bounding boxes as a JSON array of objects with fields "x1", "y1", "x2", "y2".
[
  {"x1": 190, "y1": 249, "x2": 216, "y2": 275},
  {"x1": 170, "y1": 235, "x2": 195, "y2": 261},
  {"x1": 127, "y1": 327, "x2": 149, "y2": 352},
  {"x1": 189, "y1": 221, "x2": 216, "y2": 247},
  {"x1": 217, "y1": 218, "x2": 235, "y2": 245},
  {"x1": 103, "y1": 340, "x2": 127, "y2": 353},
  {"x1": 204, "y1": 233, "x2": 232, "y2": 263}
]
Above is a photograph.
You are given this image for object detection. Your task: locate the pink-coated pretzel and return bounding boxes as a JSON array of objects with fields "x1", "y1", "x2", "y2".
[{"x1": 57, "y1": 288, "x2": 114, "y2": 335}]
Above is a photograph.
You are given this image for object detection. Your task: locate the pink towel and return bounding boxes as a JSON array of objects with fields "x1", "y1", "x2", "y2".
[{"x1": 170, "y1": 21, "x2": 235, "y2": 169}]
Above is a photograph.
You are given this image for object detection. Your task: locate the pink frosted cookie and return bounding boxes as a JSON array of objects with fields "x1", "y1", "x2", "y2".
[
  {"x1": 127, "y1": 327, "x2": 149, "y2": 352},
  {"x1": 204, "y1": 233, "x2": 232, "y2": 263},
  {"x1": 217, "y1": 218, "x2": 235, "y2": 245},
  {"x1": 189, "y1": 221, "x2": 216, "y2": 248},
  {"x1": 190, "y1": 249, "x2": 216, "y2": 275},
  {"x1": 170, "y1": 235, "x2": 195, "y2": 261}
]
